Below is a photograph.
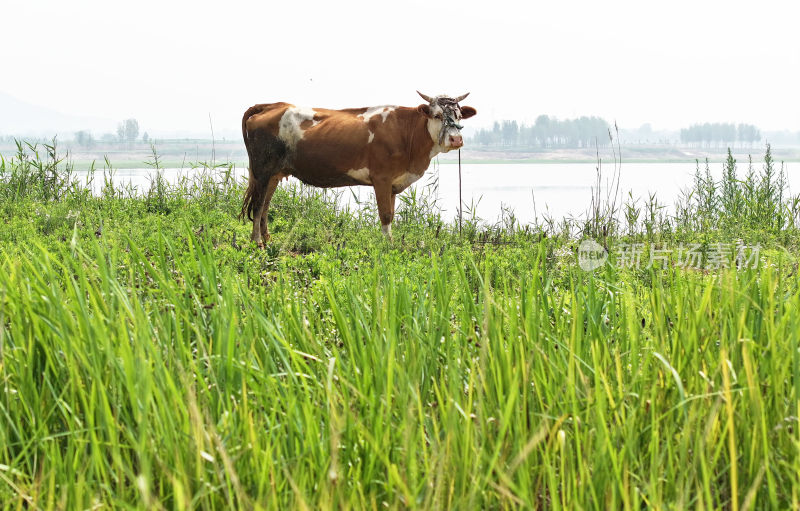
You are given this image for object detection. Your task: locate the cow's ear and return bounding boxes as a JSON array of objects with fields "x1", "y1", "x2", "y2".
[
  {"x1": 417, "y1": 104, "x2": 433, "y2": 118},
  {"x1": 460, "y1": 106, "x2": 477, "y2": 119}
]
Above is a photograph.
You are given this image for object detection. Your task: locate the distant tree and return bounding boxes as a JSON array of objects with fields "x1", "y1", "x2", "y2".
[
  {"x1": 701, "y1": 123, "x2": 712, "y2": 147},
  {"x1": 752, "y1": 127, "x2": 762, "y2": 147},
  {"x1": 142, "y1": 131, "x2": 149, "y2": 143},
  {"x1": 125, "y1": 119, "x2": 139, "y2": 143},
  {"x1": 737, "y1": 124, "x2": 747, "y2": 147},
  {"x1": 74, "y1": 130, "x2": 94, "y2": 148},
  {"x1": 501, "y1": 120, "x2": 518, "y2": 146},
  {"x1": 737, "y1": 123, "x2": 760, "y2": 148},
  {"x1": 534, "y1": 115, "x2": 551, "y2": 147},
  {"x1": 722, "y1": 123, "x2": 737, "y2": 149},
  {"x1": 519, "y1": 124, "x2": 536, "y2": 147},
  {"x1": 101, "y1": 133, "x2": 117, "y2": 144},
  {"x1": 473, "y1": 128, "x2": 495, "y2": 146},
  {"x1": 117, "y1": 118, "x2": 140, "y2": 145}
]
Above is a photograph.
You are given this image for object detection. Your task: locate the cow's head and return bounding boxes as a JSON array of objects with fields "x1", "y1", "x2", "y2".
[{"x1": 417, "y1": 91, "x2": 477, "y2": 152}]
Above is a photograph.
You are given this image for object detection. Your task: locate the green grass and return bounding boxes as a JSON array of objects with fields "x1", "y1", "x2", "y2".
[{"x1": 1, "y1": 143, "x2": 800, "y2": 509}]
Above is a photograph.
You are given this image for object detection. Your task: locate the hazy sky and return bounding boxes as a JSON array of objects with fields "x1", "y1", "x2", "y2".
[{"x1": 2, "y1": 0, "x2": 798, "y2": 137}]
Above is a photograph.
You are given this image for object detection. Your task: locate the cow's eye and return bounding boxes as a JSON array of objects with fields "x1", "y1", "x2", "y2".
[{"x1": 434, "y1": 114, "x2": 442, "y2": 119}]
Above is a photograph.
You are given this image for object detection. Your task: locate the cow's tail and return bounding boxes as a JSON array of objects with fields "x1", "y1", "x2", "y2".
[
  {"x1": 240, "y1": 169, "x2": 265, "y2": 222},
  {"x1": 240, "y1": 105, "x2": 268, "y2": 222}
]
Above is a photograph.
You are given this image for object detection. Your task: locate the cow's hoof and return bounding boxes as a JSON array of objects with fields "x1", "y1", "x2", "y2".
[{"x1": 257, "y1": 241, "x2": 265, "y2": 250}]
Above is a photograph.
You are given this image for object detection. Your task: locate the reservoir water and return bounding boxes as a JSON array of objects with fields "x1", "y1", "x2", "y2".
[{"x1": 75, "y1": 160, "x2": 798, "y2": 225}]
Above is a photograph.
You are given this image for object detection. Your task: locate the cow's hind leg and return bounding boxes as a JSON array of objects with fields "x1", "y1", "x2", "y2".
[
  {"x1": 242, "y1": 133, "x2": 288, "y2": 249},
  {"x1": 258, "y1": 173, "x2": 283, "y2": 243},
  {"x1": 242, "y1": 165, "x2": 268, "y2": 245}
]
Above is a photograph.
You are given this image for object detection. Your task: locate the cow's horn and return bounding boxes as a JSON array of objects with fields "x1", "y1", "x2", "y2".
[
  {"x1": 416, "y1": 90, "x2": 434, "y2": 103},
  {"x1": 454, "y1": 92, "x2": 470, "y2": 102}
]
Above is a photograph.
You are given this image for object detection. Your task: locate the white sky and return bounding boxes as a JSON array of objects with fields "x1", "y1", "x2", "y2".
[{"x1": 1, "y1": 0, "x2": 798, "y2": 137}]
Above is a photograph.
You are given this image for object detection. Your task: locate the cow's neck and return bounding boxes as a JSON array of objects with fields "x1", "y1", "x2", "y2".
[{"x1": 408, "y1": 113, "x2": 439, "y2": 173}]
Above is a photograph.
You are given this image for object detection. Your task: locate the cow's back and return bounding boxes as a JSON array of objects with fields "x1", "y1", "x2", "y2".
[
  {"x1": 244, "y1": 103, "x2": 372, "y2": 187},
  {"x1": 243, "y1": 103, "x2": 430, "y2": 189}
]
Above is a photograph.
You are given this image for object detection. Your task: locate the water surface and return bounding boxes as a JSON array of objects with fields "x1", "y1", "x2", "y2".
[{"x1": 76, "y1": 161, "x2": 798, "y2": 224}]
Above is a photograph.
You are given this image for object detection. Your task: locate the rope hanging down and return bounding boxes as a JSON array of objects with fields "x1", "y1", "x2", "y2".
[{"x1": 458, "y1": 148, "x2": 462, "y2": 234}]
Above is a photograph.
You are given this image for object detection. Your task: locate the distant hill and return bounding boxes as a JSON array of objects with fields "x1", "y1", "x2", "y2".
[{"x1": 0, "y1": 92, "x2": 114, "y2": 137}]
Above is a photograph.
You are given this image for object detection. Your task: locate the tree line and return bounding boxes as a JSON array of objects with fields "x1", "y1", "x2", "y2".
[
  {"x1": 471, "y1": 115, "x2": 612, "y2": 149},
  {"x1": 679, "y1": 123, "x2": 760, "y2": 148},
  {"x1": 469, "y1": 116, "x2": 770, "y2": 150},
  {"x1": 72, "y1": 118, "x2": 148, "y2": 148}
]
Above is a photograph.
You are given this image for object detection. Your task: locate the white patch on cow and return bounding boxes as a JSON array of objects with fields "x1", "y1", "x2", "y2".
[
  {"x1": 426, "y1": 117, "x2": 445, "y2": 158},
  {"x1": 381, "y1": 223, "x2": 392, "y2": 237},
  {"x1": 426, "y1": 117, "x2": 443, "y2": 144},
  {"x1": 392, "y1": 171, "x2": 422, "y2": 192},
  {"x1": 346, "y1": 167, "x2": 372, "y2": 184},
  {"x1": 278, "y1": 106, "x2": 318, "y2": 149},
  {"x1": 426, "y1": 117, "x2": 443, "y2": 142},
  {"x1": 359, "y1": 105, "x2": 396, "y2": 123},
  {"x1": 368, "y1": 131, "x2": 374, "y2": 143}
]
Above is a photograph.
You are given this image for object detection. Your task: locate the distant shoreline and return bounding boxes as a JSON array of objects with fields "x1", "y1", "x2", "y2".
[
  {"x1": 436, "y1": 146, "x2": 800, "y2": 165},
  {"x1": 2, "y1": 141, "x2": 798, "y2": 170}
]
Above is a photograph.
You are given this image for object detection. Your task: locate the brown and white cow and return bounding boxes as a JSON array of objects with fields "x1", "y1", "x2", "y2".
[{"x1": 240, "y1": 91, "x2": 476, "y2": 246}]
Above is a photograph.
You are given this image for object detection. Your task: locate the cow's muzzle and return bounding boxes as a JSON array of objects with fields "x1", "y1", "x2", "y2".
[{"x1": 449, "y1": 135, "x2": 464, "y2": 148}]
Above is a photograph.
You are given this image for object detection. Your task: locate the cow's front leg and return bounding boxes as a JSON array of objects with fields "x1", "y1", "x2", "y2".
[{"x1": 373, "y1": 180, "x2": 394, "y2": 239}]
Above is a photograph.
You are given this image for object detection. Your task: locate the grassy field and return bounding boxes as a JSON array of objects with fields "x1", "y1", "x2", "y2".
[{"x1": 1, "y1": 143, "x2": 800, "y2": 509}]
